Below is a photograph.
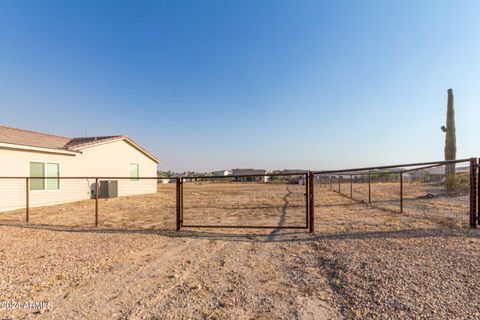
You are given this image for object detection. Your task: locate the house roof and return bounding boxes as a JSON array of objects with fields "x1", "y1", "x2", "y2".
[
  {"x1": 411, "y1": 166, "x2": 469, "y2": 177},
  {"x1": 0, "y1": 126, "x2": 71, "y2": 150},
  {"x1": 63, "y1": 136, "x2": 123, "y2": 149},
  {"x1": 231, "y1": 168, "x2": 268, "y2": 175},
  {"x1": 0, "y1": 126, "x2": 160, "y2": 163}
]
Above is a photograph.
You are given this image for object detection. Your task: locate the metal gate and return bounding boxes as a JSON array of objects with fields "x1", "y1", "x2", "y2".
[{"x1": 176, "y1": 172, "x2": 314, "y2": 231}]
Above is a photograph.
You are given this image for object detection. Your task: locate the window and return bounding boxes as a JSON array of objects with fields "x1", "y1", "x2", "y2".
[
  {"x1": 46, "y1": 163, "x2": 60, "y2": 190},
  {"x1": 129, "y1": 163, "x2": 139, "y2": 181},
  {"x1": 30, "y1": 162, "x2": 45, "y2": 190},
  {"x1": 29, "y1": 162, "x2": 60, "y2": 190}
]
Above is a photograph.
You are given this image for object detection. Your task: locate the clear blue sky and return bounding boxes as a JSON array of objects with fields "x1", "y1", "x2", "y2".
[{"x1": 1, "y1": 1, "x2": 479, "y2": 172}]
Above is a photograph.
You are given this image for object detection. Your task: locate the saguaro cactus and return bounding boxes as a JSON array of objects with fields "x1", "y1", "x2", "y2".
[{"x1": 441, "y1": 88, "x2": 456, "y2": 191}]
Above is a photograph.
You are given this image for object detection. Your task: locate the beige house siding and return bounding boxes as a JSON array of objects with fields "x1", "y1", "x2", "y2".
[{"x1": 0, "y1": 140, "x2": 158, "y2": 211}]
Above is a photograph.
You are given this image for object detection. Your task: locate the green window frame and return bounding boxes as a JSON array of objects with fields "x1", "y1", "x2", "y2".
[{"x1": 129, "y1": 163, "x2": 139, "y2": 181}]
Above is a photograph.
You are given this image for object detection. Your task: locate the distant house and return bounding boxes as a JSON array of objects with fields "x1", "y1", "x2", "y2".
[
  {"x1": 0, "y1": 126, "x2": 160, "y2": 211},
  {"x1": 409, "y1": 166, "x2": 469, "y2": 182},
  {"x1": 213, "y1": 170, "x2": 231, "y2": 176},
  {"x1": 231, "y1": 169, "x2": 269, "y2": 183}
]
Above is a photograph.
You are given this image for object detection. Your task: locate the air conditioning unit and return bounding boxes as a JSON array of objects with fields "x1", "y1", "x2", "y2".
[{"x1": 99, "y1": 180, "x2": 118, "y2": 198}]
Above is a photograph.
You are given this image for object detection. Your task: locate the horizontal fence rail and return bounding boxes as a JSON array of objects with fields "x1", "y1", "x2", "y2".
[{"x1": 314, "y1": 158, "x2": 472, "y2": 175}]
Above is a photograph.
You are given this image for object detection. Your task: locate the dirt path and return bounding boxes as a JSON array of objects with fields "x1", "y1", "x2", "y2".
[
  {"x1": 1, "y1": 189, "x2": 479, "y2": 319},
  {"x1": 42, "y1": 235, "x2": 340, "y2": 319}
]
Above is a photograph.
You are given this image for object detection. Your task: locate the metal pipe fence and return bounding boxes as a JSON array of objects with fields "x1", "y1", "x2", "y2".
[
  {"x1": 0, "y1": 158, "x2": 478, "y2": 231},
  {"x1": 0, "y1": 174, "x2": 314, "y2": 231},
  {"x1": 314, "y1": 158, "x2": 478, "y2": 229},
  {"x1": 178, "y1": 173, "x2": 310, "y2": 230}
]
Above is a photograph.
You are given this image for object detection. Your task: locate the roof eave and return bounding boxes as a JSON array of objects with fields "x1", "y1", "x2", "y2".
[{"x1": 0, "y1": 142, "x2": 80, "y2": 156}]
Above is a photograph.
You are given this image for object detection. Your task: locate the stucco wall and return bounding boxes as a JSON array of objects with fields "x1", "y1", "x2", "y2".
[{"x1": 0, "y1": 140, "x2": 158, "y2": 211}]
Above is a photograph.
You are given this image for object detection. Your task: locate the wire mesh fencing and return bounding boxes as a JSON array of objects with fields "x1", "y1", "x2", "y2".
[
  {"x1": 94, "y1": 177, "x2": 176, "y2": 230},
  {"x1": 0, "y1": 178, "x2": 28, "y2": 223},
  {"x1": 402, "y1": 161, "x2": 471, "y2": 227},
  {"x1": 0, "y1": 177, "x2": 177, "y2": 229},
  {"x1": 0, "y1": 158, "x2": 478, "y2": 231},
  {"x1": 180, "y1": 173, "x2": 309, "y2": 228},
  {"x1": 29, "y1": 178, "x2": 96, "y2": 226},
  {"x1": 314, "y1": 159, "x2": 476, "y2": 229}
]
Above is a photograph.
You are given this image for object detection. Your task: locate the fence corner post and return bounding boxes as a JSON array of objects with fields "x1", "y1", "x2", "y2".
[
  {"x1": 309, "y1": 171, "x2": 315, "y2": 233},
  {"x1": 478, "y1": 157, "x2": 480, "y2": 227},
  {"x1": 176, "y1": 177, "x2": 181, "y2": 231},
  {"x1": 470, "y1": 158, "x2": 477, "y2": 229},
  {"x1": 26, "y1": 177, "x2": 29, "y2": 223},
  {"x1": 95, "y1": 178, "x2": 99, "y2": 227}
]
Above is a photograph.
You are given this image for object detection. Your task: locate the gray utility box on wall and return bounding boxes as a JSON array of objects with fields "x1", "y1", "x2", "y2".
[{"x1": 99, "y1": 180, "x2": 118, "y2": 198}]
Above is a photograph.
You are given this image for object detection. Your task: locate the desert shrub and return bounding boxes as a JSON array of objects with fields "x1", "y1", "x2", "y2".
[
  {"x1": 453, "y1": 173, "x2": 469, "y2": 193},
  {"x1": 442, "y1": 173, "x2": 469, "y2": 194},
  {"x1": 369, "y1": 170, "x2": 400, "y2": 183}
]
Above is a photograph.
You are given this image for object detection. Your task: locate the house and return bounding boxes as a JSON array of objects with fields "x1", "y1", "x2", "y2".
[
  {"x1": 213, "y1": 170, "x2": 231, "y2": 177},
  {"x1": 0, "y1": 126, "x2": 160, "y2": 211},
  {"x1": 230, "y1": 169, "x2": 269, "y2": 183},
  {"x1": 409, "y1": 166, "x2": 469, "y2": 182}
]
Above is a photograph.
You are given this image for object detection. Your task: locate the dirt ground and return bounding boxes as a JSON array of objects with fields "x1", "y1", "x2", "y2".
[
  {"x1": 0, "y1": 183, "x2": 308, "y2": 229},
  {"x1": 0, "y1": 184, "x2": 479, "y2": 319},
  {"x1": 329, "y1": 181, "x2": 470, "y2": 228}
]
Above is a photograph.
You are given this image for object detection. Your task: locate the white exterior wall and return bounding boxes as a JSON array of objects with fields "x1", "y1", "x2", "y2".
[{"x1": 0, "y1": 140, "x2": 158, "y2": 211}]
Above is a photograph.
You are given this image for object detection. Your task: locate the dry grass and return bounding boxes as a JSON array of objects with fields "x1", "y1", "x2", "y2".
[
  {"x1": 0, "y1": 183, "x2": 308, "y2": 230},
  {"x1": 182, "y1": 182, "x2": 307, "y2": 227},
  {"x1": 320, "y1": 181, "x2": 470, "y2": 229},
  {"x1": 0, "y1": 181, "x2": 470, "y2": 231}
]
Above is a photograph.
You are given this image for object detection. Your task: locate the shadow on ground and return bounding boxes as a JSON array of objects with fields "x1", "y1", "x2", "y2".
[{"x1": 1, "y1": 220, "x2": 478, "y2": 244}]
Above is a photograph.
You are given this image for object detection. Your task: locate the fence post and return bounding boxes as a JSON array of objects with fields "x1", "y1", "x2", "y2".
[
  {"x1": 338, "y1": 175, "x2": 341, "y2": 193},
  {"x1": 368, "y1": 172, "x2": 371, "y2": 204},
  {"x1": 470, "y1": 158, "x2": 477, "y2": 228},
  {"x1": 478, "y1": 158, "x2": 480, "y2": 227},
  {"x1": 305, "y1": 173, "x2": 309, "y2": 228},
  {"x1": 309, "y1": 171, "x2": 314, "y2": 233},
  {"x1": 400, "y1": 172, "x2": 403, "y2": 213},
  {"x1": 25, "y1": 177, "x2": 29, "y2": 223},
  {"x1": 95, "y1": 178, "x2": 99, "y2": 227},
  {"x1": 176, "y1": 177, "x2": 181, "y2": 231},
  {"x1": 350, "y1": 174, "x2": 353, "y2": 198},
  {"x1": 180, "y1": 178, "x2": 183, "y2": 226}
]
